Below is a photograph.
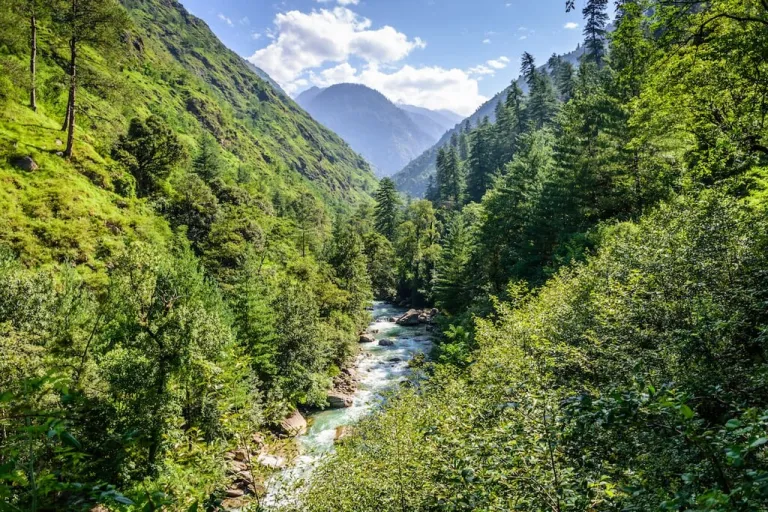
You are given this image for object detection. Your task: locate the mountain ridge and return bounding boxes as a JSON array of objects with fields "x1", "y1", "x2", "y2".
[{"x1": 295, "y1": 83, "x2": 455, "y2": 177}]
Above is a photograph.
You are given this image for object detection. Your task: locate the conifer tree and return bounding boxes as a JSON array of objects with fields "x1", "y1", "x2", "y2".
[
  {"x1": 56, "y1": 0, "x2": 128, "y2": 158},
  {"x1": 466, "y1": 117, "x2": 495, "y2": 203},
  {"x1": 582, "y1": 0, "x2": 609, "y2": 66},
  {"x1": 374, "y1": 178, "x2": 401, "y2": 242}
]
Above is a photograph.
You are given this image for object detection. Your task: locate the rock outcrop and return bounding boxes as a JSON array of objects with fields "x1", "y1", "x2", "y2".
[
  {"x1": 396, "y1": 308, "x2": 439, "y2": 326},
  {"x1": 327, "y1": 391, "x2": 353, "y2": 408},
  {"x1": 335, "y1": 425, "x2": 353, "y2": 443},
  {"x1": 280, "y1": 410, "x2": 307, "y2": 436},
  {"x1": 359, "y1": 333, "x2": 376, "y2": 343},
  {"x1": 379, "y1": 338, "x2": 395, "y2": 347}
]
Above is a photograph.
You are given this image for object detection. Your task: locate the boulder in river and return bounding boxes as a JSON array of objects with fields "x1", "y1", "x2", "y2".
[
  {"x1": 359, "y1": 333, "x2": 376, "y2": 344},
  {"x1": 378, "y1": 338, "x2": 395, "y2": 347},
  {"x1": 396, "y1": 309, "x2": 421, "y2": 326},
  {"x1": 327, "y1": 391, "x2": 353, "y2": 408},
  {"x1": 280, "y1": 410, "x2": 307, "y2": 436}
]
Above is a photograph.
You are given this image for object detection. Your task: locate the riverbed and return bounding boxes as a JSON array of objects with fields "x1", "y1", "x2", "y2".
[{"x1": 263, "y1": 301, "x2": 433, "y2": 507}]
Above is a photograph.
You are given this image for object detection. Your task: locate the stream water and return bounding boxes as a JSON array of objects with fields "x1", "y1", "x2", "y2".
[{"x1": 263, "y1": 301, "x2": 433, "y2": 507}]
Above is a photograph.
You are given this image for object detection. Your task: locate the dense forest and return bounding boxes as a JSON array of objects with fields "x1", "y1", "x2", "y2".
[
  {"x1": 1, "y1": 0, "x2": 767, "y2": 510},
  {"x1": 299, "y1": 0, "x2": 768, "y2": 510},
  {"x1": 0, "y1": 0, "x2": 382, "y2": 509}
]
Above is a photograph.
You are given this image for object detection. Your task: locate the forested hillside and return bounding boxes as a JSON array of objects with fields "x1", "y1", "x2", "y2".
[
  {"x1": 0, "y1": 0, "x2": 381, "y2": 509},
  {"x1": 297, "y1": 0, "x2": 768, "y2": 510},
  {"x1": 393, "y1": 42, "x2": 587, "y2": 197}
]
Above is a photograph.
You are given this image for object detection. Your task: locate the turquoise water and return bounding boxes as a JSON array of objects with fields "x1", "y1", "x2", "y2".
[{"x1": 264, "y1": 301, "x2": 432, "y2": 506}]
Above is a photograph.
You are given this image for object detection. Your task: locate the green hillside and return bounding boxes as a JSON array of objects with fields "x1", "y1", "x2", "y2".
[{"x1": 0, "y1": 0, "x2": 378, "y2": 509}]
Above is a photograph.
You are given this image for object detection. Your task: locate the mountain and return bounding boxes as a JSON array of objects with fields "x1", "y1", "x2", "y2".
[
  {"x1": 0, "y1": 0, "x2": 378, "y2": 267},
  {"x1": 295, "y1": 84, "x2": 450, "y2": 177},
  {"x1": 397, "y1": 103, "x2": 463, "y2": 138},
  {"x1": 393, "y1": 43, "x2": 588, "y2": 197},
  {"x1": 120, "y1": 0, "x2": 376, "y2": 207},
  {"x1": 244, "y1": 60, "x2": 288, "y2": 97}
]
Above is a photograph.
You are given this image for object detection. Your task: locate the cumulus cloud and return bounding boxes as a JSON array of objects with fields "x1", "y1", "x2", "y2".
[
  {"x1": 249, "y1": 7, "x2": 425, "y2": 86},
  {"x1": 317, "y1": 0, "x2": 359, "y2": 4},
  {"x1": 250, "y1": 5, "x2": 489, "y2": 114},
  {"x1": 305, "y1": 63, "x2": 487, "y2": 115},
  {"x1": 468, "y1": 56, "x2": 509, "y2": 77},
  {"x1": 482, "y1": 38, "x2": 492, "y2": 44},
  {"x1": 218, "y1": 13, "x2": 233, "y2": 26},
  {"x1": 564, "y1": 22, "x2": 579, "y2": 29}
]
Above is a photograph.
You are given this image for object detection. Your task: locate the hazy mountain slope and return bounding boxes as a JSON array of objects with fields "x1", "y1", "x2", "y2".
[
  {"x1": 398, "y1": 103, "x2": 463, "y2": 137},
  {"x1": 296, "y1": 83, "x2": 438, "y2": 177},
  {"x1": 394, "y1": 43, "x2": 588, "y2": 197}
]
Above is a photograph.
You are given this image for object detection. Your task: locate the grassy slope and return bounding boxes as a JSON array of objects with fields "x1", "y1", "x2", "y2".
[{"x1": 0, "y1": 0, "x2": 376, "y2": 269}]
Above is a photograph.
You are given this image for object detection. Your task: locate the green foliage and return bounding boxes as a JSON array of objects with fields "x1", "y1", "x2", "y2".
[
  {"x1": 112, "y1": 115, "x2": 187, "y2": 196},
  {"x1": 300, "y1": 192, "x2": 768, "y2": 511},
  {"x1": 373, "y1": 178, "x2": 401, "y2": 241}
]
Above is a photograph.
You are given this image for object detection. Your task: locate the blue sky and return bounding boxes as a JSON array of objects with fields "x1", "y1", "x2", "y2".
[{"x1": 180, "y1": 0, "x2": 589, "y2": 115}]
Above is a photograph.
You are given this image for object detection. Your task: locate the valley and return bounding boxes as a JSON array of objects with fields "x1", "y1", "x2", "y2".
[{"x1": 1, "y1": 0, "x2": 767, "y2": 510}]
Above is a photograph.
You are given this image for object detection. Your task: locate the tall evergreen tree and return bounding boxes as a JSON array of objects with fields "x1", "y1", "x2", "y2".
[
  {"x1": 466, "y1": 117, "x2": 495, "y2": 203},
  {"x1": 56, "y1": 0, "x2": 128, "y2": 158},
  {"x1": 374, "y1": 178, "x2": 401, "y2": 242},
  {"x1": 582, "y1": 0, "x2": 609, "y2": 66}
]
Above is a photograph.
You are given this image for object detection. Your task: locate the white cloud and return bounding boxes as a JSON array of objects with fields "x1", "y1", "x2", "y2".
[
  {"x1": 249, "y1": 7, "x2": 425, "y2": 86},
  {"x1": 251, "y1": 32, "x2": 262, "y2": 40},
  {"x1": 253, "y1": 5, "x2": 487, "y2": 114},
  {"x1": 519, "y1": 35, "x2": 527, "y2": 40},
  {"x1": 482, "y1": 38, "x2": 492, "y2": 44},
  {"x1": 218, "y1": 13, "x2": 233, "y2": 26},
  {"x1": 468, "y1": 64, "x2": 494, "y2": 76},
  {"x1": 564, "y1": 22, "x2": 579, "y2": 29},
  {"x1": 317, "y1": 0, "x2": 360, "y2": 4},
  {"x1": 468, "y1": 55, "x2": 510, "y2": 79},
  {"x1": 300, "y1": 62, "x2": 486, "y2": 115}
]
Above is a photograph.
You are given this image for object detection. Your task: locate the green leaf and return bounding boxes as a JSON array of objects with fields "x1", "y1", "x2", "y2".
[
  {"x1": 60, "y1": 431, "x2": 82, "y2": 450},
  {"x1": 679, "y1": 404, "x2": 694, "y2": 420},
  {"x1": 725, "y1": 419, "x2": 742, "y2": 430},
  {"x1": 750, "y1": 437, "x2": 767, "y2": 449},
  {"x1": 114, "y1": 496, "x2": 135, "y2": 505}
]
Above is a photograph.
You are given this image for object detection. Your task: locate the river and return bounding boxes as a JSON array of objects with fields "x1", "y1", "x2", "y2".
[{"x1": 263, "y1": 301, "x2": 433, "y2": 508}]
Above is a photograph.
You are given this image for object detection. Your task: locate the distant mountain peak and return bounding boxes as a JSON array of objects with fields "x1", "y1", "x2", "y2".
[{"x1": 295, "y1": 84, "x2": 460, "y2": 177}]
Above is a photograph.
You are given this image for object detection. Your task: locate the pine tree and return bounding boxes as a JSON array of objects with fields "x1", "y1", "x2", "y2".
[
  {"x1": 193, "y1": 132, "x2": 226, "y2": 183},
  {"x1": 466, "y1": 117, "x2": 495, "y2": 203},
  {"x1": 433, "y1": 213, "x2": 473, "y2": 313},
  {"x1": 374, "y1": 178, "x2": 401, "y2": 242},
  {"x1": 582, "y1": 0, "x2": 609, "y2": 66},
  {"x1": 56, "y1": 0, "x2": 128, "y2": 158}
]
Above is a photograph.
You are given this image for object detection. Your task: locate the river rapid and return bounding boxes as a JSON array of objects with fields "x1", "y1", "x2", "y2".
[{"x1": 264, "y1": 301, "x2": 433, "y2": 507}]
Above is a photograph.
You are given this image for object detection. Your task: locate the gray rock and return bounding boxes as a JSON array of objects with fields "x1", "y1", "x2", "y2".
[
  {"x1": 327, "y1": 391, "x2": 353, "y2": 408},
  {"x1": 359, "y1": 333, "x2": 376, "y2": 343},
  {"x1": 396, "y1": 309, "x2": 421, "y2": 326},
  {"x1": 280, "y1": 410, "x2": 307, "y2": 436},
  {"x1": 12, "y1": 156, "x2": 38, "y2": 171},
  {"x1": 379, "y1": 338, "x2": 395, "y2": 347}
]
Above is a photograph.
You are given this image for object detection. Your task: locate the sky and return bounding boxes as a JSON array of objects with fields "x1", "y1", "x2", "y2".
[{"x1": 179, "y1": 0, "x2": 590, "y2": 116}]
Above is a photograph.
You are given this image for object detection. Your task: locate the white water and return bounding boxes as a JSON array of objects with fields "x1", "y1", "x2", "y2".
[{"x1": 263, "y1": 301, "x2": 432, "y2": 507}]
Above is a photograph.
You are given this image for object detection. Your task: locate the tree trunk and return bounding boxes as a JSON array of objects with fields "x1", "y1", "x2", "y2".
[
  {"x1": 64, "y1": 37, "x2": 77, "y2": 159},
  {"x1": 30, "y1": 13, "x2": 37, "y2": 112}
]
